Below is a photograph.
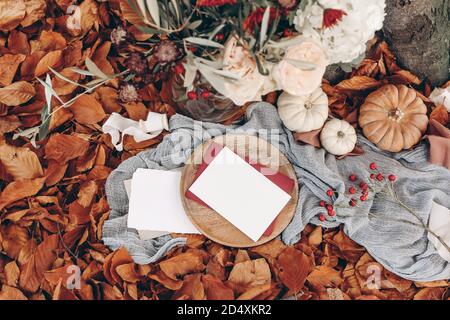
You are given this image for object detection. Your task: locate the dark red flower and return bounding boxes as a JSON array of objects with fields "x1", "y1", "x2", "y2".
[
  {"x1": 243, "y1": 7, "x2": 280, "y2": 32},
  {"x1": 322, "y1": 8, "x2": 347, "y2": 29},
  {"x1": 197, "y1": 0, "x2": 237, "y2": 7}
]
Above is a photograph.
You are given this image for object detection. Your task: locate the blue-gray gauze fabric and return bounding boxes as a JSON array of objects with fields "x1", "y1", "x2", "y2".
[{"x1": 103, "y1": 102, "x2": 450, "y2": 281}]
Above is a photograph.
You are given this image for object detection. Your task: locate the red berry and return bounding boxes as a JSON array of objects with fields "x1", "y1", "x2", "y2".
[
  {"x1": 201, "y1": 91, "x2": 211, "y2": 99},
  {"x1": 328, "y1": 210, "x2": 336, "y2": 217},
  {"x1": 326, "y1": 189, "x2": 334, "y2": 197},
  {"x1": 349, "y1": 187, "x2": 357, "y2": 194},
  {"x1": 187, "y1": 90, "x2": 197, "y2": 100},
  {"x1": 326, "y1": 205, "x2": 333, "y2": 212},
  {"x1": 388, "y1": 174, "x2": 397, "y2": 182},
  {"x1": 349, "y1": 174, "x2": 357, "y2": 182},
  {"x1": 370, "y1": 163, "x2": 377, "y2": 170},
  {"x1": 319, "y1": 200, "x2": 326, "y2": 207},
  {"x1": 376, "y1": 174, "x2": 384, "y2": 181},
  {"x1": 370, "y1": 173, "x2": 376, "y2": 180},
  {"x1": 359, "y1": 182, "x2": 368, "y2": 190},
  {"x1": 349, "y1": 199, "x2": 357, "y2": 207},
  {"x1": 174, "y1": 64, "x2": 185, "y2": 74},
  {"x1": 215, "y1": 33, "x2": 224, "y2": 41},
  {"x1": 360, "y1": 195, "x2": 367, "y2": 201},
  {"x1": 319, "y1": 214, "x2": 326, "y2": 222},
  {"x1": 283, "y1": 29, "x2": 293, "y2": 37}
]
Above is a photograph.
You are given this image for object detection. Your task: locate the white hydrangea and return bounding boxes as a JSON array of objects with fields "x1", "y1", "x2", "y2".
[{"x1": 294, "y1": 0, "x2": 386, "y2": 64}]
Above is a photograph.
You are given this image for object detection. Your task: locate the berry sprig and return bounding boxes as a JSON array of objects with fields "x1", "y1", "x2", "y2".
[{"x1": 316, "y1": 162, "x2": 398, "y2": 222}]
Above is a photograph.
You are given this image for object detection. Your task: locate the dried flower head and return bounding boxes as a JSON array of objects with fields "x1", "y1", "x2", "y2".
[
  {"x1": 153, "y1": 40, "x2": 181, "y2": 64},
  {"x1": 278, "y1": 0, "x2": 297, "y2": 10},
  {"x1": 110, "y1": 26, "x2": 127, "y2": 46},
  {"x1": 197, "y1": 0, "x2": 237, "y2": 6},
  {"x1": 118, "y1": 84, "x2": 140, "y2": 103},
  {"x1": 125, "y1": 53, "x2": 148, "y2": 74}
]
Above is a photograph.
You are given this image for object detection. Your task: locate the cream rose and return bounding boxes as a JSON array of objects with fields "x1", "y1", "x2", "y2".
[
  {"x1": 198, "y1": 36, "x2": 267, "y2": 106},
  {"x1": 272, "y1": 38, "x2": 329, "y2": 96}
]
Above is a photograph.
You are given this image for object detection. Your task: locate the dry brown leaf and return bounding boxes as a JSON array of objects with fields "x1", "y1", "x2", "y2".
[
  {"x1": 237, "y1": 283, "x2": 271, "y2": 300},
  {"x1": 0, "y1": 53, "x2": 26, "y2": 86},
  {"x1": 336, "y1": 76, "x2": 383, "y2": 91},
  {"x1": 415, "y1": 280, "x2": 449, "y2": 288},
  {"x1": 307, "y1": 266, "x2": 343, "y2": 289},
  {"x1": 77, "y1": 180, "x2": 98, "y2": 207},
  {"x1": 430, "y1": 105, "x2": 449, "y2": 126},
  {"x1": 0, "y1": 285, "x2": 28, "y2": 300},
  {"x1": 326, "y1": 229, "x2": 366, "y2": 263},
  {"x1": 0, "y1": 224, "x2": 30, "y2": 259},
  {"x1": 413, "y1": 288, "x2": 445, "y2": 300},
  {"x1": 0, "y1": 142, "x2": 43, "y2": 179},
  {"x1": 308, "y1": 226, "x2": 323, "y2": 247},
  {"x1": 4, "y1": 261, "x2": 20, "y2": 286},
  {"x1": 19, "y1": 234, "x2": 59, "y2": 293},
  {"x1": 251, "y1": 239, "x2": 287, "y2": 262},
  {"x1": 43, "y1": 264, "x2": 75, "y2": 287},
  {"x1": 109, "y1": 247, "x2": 134, "y2": 285},
  {"x1": 32, "y1": 30, "x2": 67, "y2": 53},
  {"x1": 0, "y1": 0, "x2": 26, "y2": 31},
  {"x1": 97, "y1": 87, "x2": 122, "y2": 114},
  {"x1": 149, "y1": 271, "x2": 183, "y2": 291},
  {"x1": 20, "y1": 0, "x2": 47, "y2": 27},
  {"x1": 0, "y1": 81, "x2": 35, "y2": 106},
  {"x1": 0, "y1": 177, "x2": 45, "y2": 210},
  {"x1": 202, "y1": 274, "x2": 234, "y2": 300},
  {"x1": 115, "y1": 263, "x2": 142, "y2": 283},
  {"x1": 52, "y1": 68, "x2": 81, "y2": 96},
  {"x1": 276, "y1": 247, "x2": 310, "y2": 294},
  {"x1": 227, "y1": 258, "x2": 271, "y2": 294},
  {"x1": 34, "y1": 50, "x2": 63, "y2": 77},
  {"x1": 66, "y1": 0, "x2": 98, "y2": 36},
  {"x1": 0, "y1": 115, "x2": 21, "y2": 134},
  {"x1": 69, "y1": 94, "x2": 106, "y2": 125},
  {"x1": 44, "y1": 133, "x2": 90, "y2": 163},
  {"x1": 159, "y1": 250, "x2": 206, "y2": 281},
  {"x1": 172, "y1": 274, "x2": 206, "y2": 300}
]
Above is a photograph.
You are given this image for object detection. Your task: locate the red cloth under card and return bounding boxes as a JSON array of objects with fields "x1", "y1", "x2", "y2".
[{"x1": 185, "y1": 143, "x2": 295, "y2": 237}]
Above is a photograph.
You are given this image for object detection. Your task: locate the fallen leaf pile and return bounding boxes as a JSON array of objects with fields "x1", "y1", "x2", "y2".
[{"x1": 0, "y1": 1, "x2": 449, "y2": 300}]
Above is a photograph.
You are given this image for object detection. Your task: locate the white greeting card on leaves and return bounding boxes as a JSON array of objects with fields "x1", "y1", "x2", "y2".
[
  {"x1": 127, "y1": 168, "x2": 200, "y2": 234},
  {"x1": 188, "y1": 147, "x2": 291, "y2": 242}
]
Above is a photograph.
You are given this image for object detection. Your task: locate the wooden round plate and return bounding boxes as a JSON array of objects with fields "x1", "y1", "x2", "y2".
[{"x1": 180, "y1": 134, "x2": 298, "y2": 248}]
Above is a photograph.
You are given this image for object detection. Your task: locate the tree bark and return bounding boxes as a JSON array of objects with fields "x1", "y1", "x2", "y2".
[
  {"x1": 325, "y1": 0, "x2": 449, "y2": 86},
  {"x1": 382, "y1": 0, "x2": 450, "y2": 86}
]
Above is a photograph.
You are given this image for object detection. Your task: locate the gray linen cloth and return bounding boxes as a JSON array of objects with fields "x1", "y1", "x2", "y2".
[{"x1": 103, "y1": 103, "x2": 450, "y2": 281}]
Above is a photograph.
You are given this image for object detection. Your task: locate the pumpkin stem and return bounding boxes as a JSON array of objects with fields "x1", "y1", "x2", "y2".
[
  {"x1": 388, "y1": 108, "x2": 404, "y2": 121},
  {"x1": 337, "y1": 131, "x2": 345, "y2": 138}
]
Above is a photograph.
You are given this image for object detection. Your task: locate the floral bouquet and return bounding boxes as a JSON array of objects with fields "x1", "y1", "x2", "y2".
[{"x1": 119, "y1": 0, "x2": 386, "y2": 121}]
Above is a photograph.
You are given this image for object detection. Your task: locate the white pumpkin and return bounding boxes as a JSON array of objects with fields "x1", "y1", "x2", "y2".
[
  {"x1": 277, "y1": 87, "x2": 329, "y2": 133},
  {"x1": 320, "y1": 119, "x2": 357, "y2": 156}
]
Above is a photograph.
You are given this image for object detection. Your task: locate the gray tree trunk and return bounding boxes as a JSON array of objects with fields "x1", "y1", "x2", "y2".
[
  {"x1": 325, "y1": 0, "x2": 450, "y2": 86},
  {"x1": 383, "y1": 0, "x2": 449, "y2": 86}
]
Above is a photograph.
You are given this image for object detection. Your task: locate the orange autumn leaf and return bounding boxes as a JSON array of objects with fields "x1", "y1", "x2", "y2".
[
  {"x1": 336, "y1": 76, "x2": 383, "y2": 91},
  {"x1": 413, "y1": 288, "x2": 445, "y2": 300},
  {"x1": 19, "y1": 234, "x2": 59, "y2": 293},
  {"x1": 0, "y1": 0, "x2": 26, "y2": 31},
  {"x1": 0, "y1": 115, "x2": 21, "y2": 134},
  {"x1": 306, "y1": 265, "x2": 343, "y2": 289},
  {"x1": 0, "y1": 53, "x2": 26, "y2": 86},
  {"x1": 276, "y1": 247, "x2": 310, "y2": 294},
  {"x1": 202, "y1": 274, "x2": 234, "y2": 300},
  {"x1": 34, "y1": 50, "x2": 63, "y2": 77},
  {"x1": 227, "y1": 258, "x2": 271, "y2": 294},
  {"x1": 52, "y1": 68, "x2": 81, "y2": 96},
  {"x1": 0, "y1": 141, "x2": 44, "y2": 180},
  {"x1": 0, "y1": 285, "x2": 28, "y2": 300},
  {"x1": 69, "y1": 94, "x2": 107, "y2": 125},
  {"x1": 44, "y1": 133, "x2": 90, "y2": 163},
  {"x1": 0, "y1": 177, "x2": 45, "y2": 210},
  {"x1": 115, "y1": 263, "x2": 143, "y2": 283},
  {"x1": 430, "y1": 105, "x2": 449, "y2": 126},
  {"x1": 159, "y1": 250, "x2": 206, "y2": 281},
  {"x1": 0, "y1": 81, "x2": 35, "y2": 106},
  {"x1": 20, "y1": 0, "x2": 47, "y2": 27}
]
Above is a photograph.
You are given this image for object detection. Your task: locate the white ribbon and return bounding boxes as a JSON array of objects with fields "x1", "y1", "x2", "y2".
[
  {"x1": 102, "y1": 112, "x2": 169, "y2": 151},
  {"x1": 430, "y1": 87, "x2": 450, "y2": 112},
  {"x1": 428, "y1": 202, "x2": 450, "y2": 262}
]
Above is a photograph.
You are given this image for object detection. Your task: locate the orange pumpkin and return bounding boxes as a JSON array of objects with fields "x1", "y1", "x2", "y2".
[{"x1": 359, "y1": 85, "x2": 428, "y2": 152}]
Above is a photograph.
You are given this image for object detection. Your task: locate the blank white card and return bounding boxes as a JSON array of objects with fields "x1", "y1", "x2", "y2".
[
  {"x1": 127, "y1": 168, "x2": 199, "y2": 234},
  {"x1": 188, "y1": 147, "x2": 291, "y2": 242}
]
